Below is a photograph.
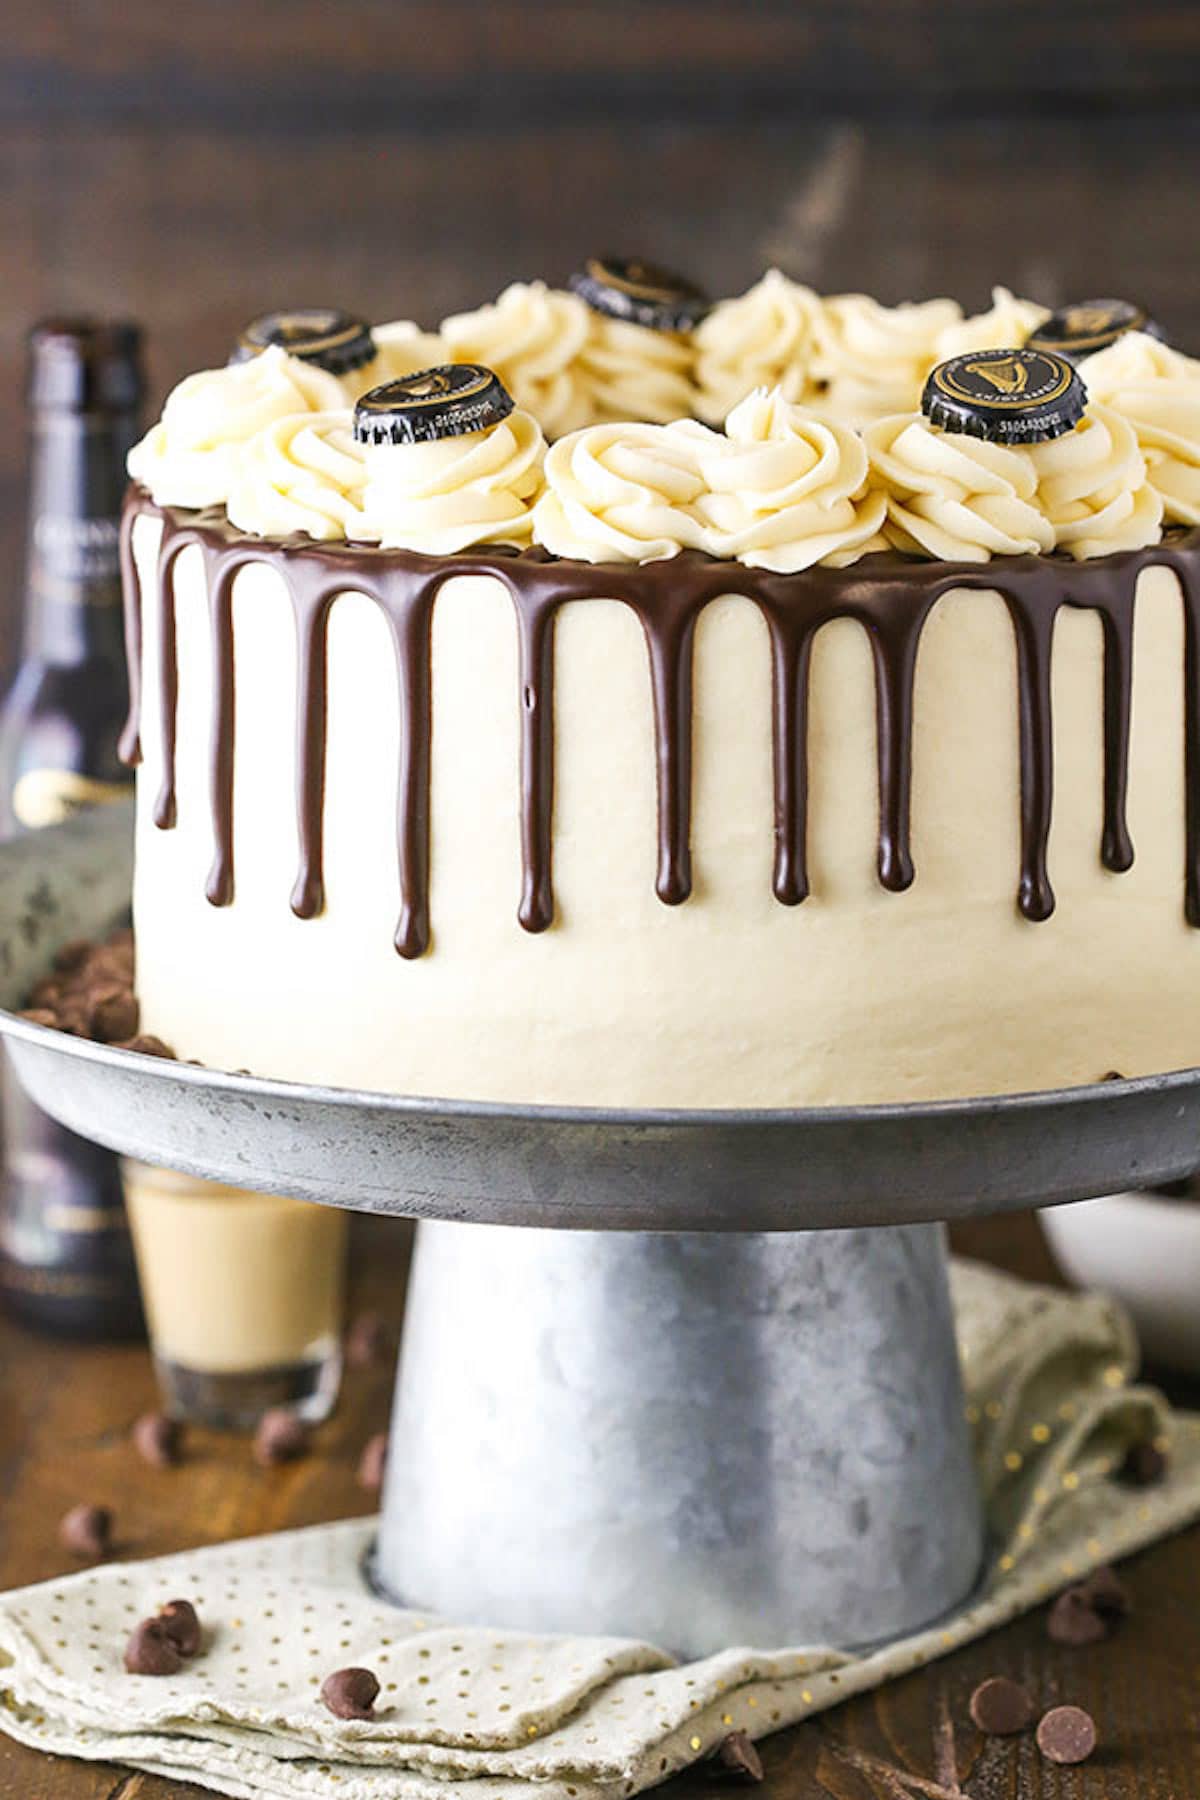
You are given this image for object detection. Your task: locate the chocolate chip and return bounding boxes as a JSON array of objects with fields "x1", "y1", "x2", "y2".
[
  {"x1": 90, "y1": 989, "x2": 140, "y2": 1042},
  {"x1": 157, "y1": 1598, "x2": 202, "y2": 1658},
  {"x1": 133, "y1": 1411, "x2": 185, "y2": 1467},
  {"x1": 19, "y1": 1007, "x2": 58, "y2": 1028},
  {"x1": 1120, "y1": 1440, "x2": 1168, "y2": 1486},
  {"x1": 1036, "y1": 1704, "x2": 1097, "y2": 1765},
  {"x1": 357, "y1": 1432, "x2": 388, "y2": 1492},
  {"x1": 713, "y1": 1730, "x2": 764, "y2": 1782},
  {"x1": 53, "y1": 939, "x2": 92, "y2": 974},
  {"x1": 90, "y1": 941, "x2": 134, "y2": 978},
  {"x1": 1080, "y1": 1564, "x2": 1131, "y2": 1619},
  {"x1": 59, "y1": 1503, "x2": 113, "y2": 1559},
  {"x1": 114, "y1": 1033, "x2": 176, "y2": 1059},
  {"x1": 1047, "y1": 1587, "x2": 1108, "y2": 1645},
  {"x1": 320, "y1": 1666, "x2": 380, "y2": 1719},
  {"x1": 968, "y1": 1676, "x2": 1036, "y2": 1735},
  {"x1": 345, "y1": 1311, "x2": 390, "y2": 1367},
  {"x1": 1101, "y1": 1069, "x2": 1126, "y2": 1082},
  {"x1": 253, "y1": 1407, "x2": 311, "y2": 1466},
  {"x1": 124, "y1": 1617, "x2": 184, "y2": 1677}
]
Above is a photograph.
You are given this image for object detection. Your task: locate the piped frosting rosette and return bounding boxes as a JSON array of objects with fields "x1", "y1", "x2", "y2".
[
  {"x1": 1026, "y1": 401, "x2": 1163, "y2": 559},
  {"x1": 930, "y1": 287, "x2": 1051, "y2": 365},
  {"x1": 352, "y1": 406, "x2": 545, "y2": 554},
  {"x1": 863, "y1": 413, "x2": 1055, "y2": 561},
  {"x1": 693, "y1": 270, "x2": 823, "y2": 426},
  {"x1": 532, "y1": 422, "x2": 710, "y2": 563},
  {"x1": 1080, "y1": 333, "x2": 1200, "y2": 526},
  {"x1": 682, "y1": 388, "x2": 887, "y2": 571},
  {"x1": 127, "y1": 346, "x2": 346, "y2": 509},
  {"x1": 226, "y1": 410, "x2": 369, "y2": 541},
  {"x1": 573, "y1": 317, "x2": 696, "y2": 428},
  {"x1": 441, "y1": 282, "x2": 594, "y2": 440},
  {"x1": 811, "y1": 294, "x2": 964, "y2": 424}
]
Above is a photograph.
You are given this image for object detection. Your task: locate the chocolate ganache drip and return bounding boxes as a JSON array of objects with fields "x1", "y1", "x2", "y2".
[{"x1": 119, "y1": 488, "x2": 1200, "y2": 955}]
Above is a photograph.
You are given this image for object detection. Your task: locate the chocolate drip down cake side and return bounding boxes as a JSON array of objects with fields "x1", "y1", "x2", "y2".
[{"x1": 115, "y1": 275, "x2": 1200, "y2": 1105}]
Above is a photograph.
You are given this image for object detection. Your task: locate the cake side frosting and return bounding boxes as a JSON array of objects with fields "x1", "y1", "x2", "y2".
[{"x1": 122, "y1": 500, "x2": 1200, "y2": 1104}]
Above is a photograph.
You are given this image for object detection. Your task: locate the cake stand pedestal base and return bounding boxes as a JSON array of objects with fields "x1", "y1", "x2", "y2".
[{"x1": 375, "y1": 1218, "x2": 984, "y2": 1658}]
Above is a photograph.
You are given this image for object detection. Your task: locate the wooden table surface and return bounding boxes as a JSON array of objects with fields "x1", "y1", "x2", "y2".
[{"x1": 0, "y1": 1209, "x2": 1197, "y2": 1799}]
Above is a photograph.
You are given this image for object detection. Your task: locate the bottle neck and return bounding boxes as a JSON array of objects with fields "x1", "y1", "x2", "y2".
[{"x1": 23, "y1": 407, "x2": 140, "y2": 664}]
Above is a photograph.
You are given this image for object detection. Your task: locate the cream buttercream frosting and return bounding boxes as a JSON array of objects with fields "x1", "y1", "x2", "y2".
[
  {"x1": 864, "y1": 413, "x2": 1054, "y2": 562},
  {"x1": 352, "y1": 408, "x2": 546, "y2": 554},
  {"x1": 811, "y1": 294, "x2": 963, "y2": 424},
  {"x1": 440, "y1": 282, "x2": 594, "y2": 439},
  {"x1": 930, "y1": 287, "x2": 1050, "y2": 364},
  {"x1": 574, "y1": 316, "x2": 696, "y2": 427},
  {"x1": 127, "y1": 347, "x2": 346, "y2": 510},
  {"x1": 1081, "y1": 332, "x2": 1200, "y2": 527},
  {"x1": 683, "y1": 388, "x2": 887, "y2": 571},
  {"x1": 1026, "y1": 401, "x2": 1163, "y2": 559},
  {"x1": 532, "y1": 422, "x2": 709, "y2": 562},
  {"x1": 225, "y1": 410, "x2": 369, "y2": 542},
  {"x1": 693, "y1": 270, "x2": 822, "y2": 425}
]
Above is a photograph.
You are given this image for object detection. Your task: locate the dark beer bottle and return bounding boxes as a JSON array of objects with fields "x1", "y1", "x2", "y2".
[{"x1": 0, "y1": 318, "x2": 146, "y2": 1337}]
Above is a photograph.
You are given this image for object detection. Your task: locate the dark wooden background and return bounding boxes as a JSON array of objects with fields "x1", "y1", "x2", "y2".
[{"x1": 3, "y1": 0, "x2": 1200, "y2": 685}]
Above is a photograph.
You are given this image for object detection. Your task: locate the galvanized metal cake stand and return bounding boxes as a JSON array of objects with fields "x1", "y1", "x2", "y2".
[{"x1": 3, "y1": 805, "x2": 1200, "y2": 1660}]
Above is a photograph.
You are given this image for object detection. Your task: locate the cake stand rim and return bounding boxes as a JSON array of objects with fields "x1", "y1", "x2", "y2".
[
  {"x1": 1, "y1": 1002, "x2": 1197, "y2": 1132},
  {"x1": 4, "y1": 804, "x2": 1200, "y2": 1226}
]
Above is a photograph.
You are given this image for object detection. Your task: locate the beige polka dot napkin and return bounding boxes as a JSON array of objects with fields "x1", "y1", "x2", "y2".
[{"x1": 1, "y1": 1257, "x2": 1198, "y2": 1800}]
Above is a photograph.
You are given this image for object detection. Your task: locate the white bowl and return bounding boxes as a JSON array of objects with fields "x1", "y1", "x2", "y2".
[{"x1": 1040, "y1": 1189, "x2": 1200, "y2": 1374}]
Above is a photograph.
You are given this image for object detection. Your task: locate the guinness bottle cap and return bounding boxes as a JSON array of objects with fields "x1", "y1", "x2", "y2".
[
  {"x1": 921, "y1": 348, "x2": 1086, "y2": 444},
  {"x1": 1026, "y1": 299, "x2": 1164, "y2": 361},
  {"x1": 232, "y1": 309, "x2": 376, "y2": 375},
  {"x1": 568, "y1": 256, "x2": 711, "y2": 331},
  {"x1": 353, "y1": 364, "x2": 515, "y2": 446}
]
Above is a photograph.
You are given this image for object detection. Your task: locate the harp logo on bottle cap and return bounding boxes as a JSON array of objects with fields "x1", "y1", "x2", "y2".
[
  {"x1": 922, "y1": 347, "x2": 1087, "y2": 443},
  {"x1": 1026, "y1": 299, "x2": 1164, "y2": 360}
]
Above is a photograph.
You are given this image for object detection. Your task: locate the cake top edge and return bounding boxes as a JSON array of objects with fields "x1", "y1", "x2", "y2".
[{"x1": 126, "y1": 275, "x2": 1200, "y2": 572}]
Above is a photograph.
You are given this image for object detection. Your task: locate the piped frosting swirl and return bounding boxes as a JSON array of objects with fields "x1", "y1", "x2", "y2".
[
  {"x1": 1081, "y1": 332, "x2": 1200, "y2": 526},
  {"x1": 573, "y1": 316, "x2": 696, "y2": 427},
  {"x1": 226, "y1": 410, "x2": 368, "y2": 541},
  {"x1": 353, "y1": 407, "x2": 546, "y2": 554},
  {"x1": 931, "y1": 286, "x2": 1051, "y2": 364},
  {"x1": 864, "y1": 412, "x2": 1054, "y2": 561},
  {"x1": 684, "y1": 388, "x2": 887, "y2": 570},
  {"x1": 811, "y1": 294, "x2": 964, "y2": 424},
  {"x1": 127, "y1": 347, "x2": 347, "y2": 509},
  {"x1": 1026, "y1": 400, "x2": 1163, "y2": 559},
  {"x1": 441, "y1": 282, "x2": 594, "y2": 439},
  {"x1": 693, "y1": 270, "x2": 823, "y2": 425},
  {"x1": 532, "y1": 422, "x2": 709, "y2": 562}
]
